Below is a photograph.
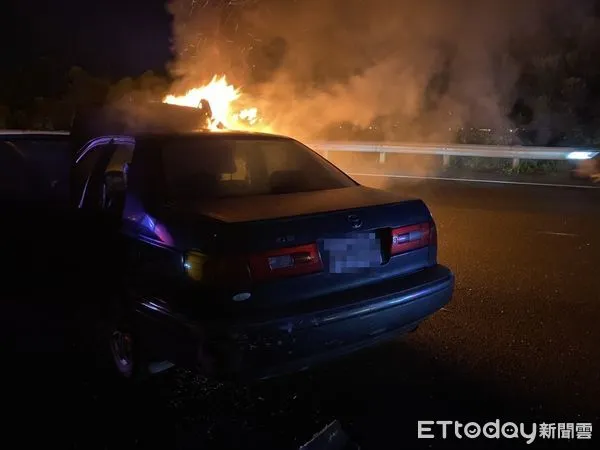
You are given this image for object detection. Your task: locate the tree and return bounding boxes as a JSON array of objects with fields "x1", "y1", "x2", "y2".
[
  {"x1": 66, "y1": 66, "x2": 110, "y2": 107},
  {"x1": 30, "y1": 97, "x2": 54, "y2": 130}
]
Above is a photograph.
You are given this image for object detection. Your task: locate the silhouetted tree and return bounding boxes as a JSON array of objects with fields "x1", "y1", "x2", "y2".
[{"x1": 66, "y1": 66, "x2": 110, "y2": 107}]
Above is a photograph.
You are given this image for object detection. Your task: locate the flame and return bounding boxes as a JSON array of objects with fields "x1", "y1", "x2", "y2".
[
  {"x1": 235, "y1": 107, "x2": 259, "y2": 125},
  {"x1": 163, "y1": 75, "x2": 268, "y2": 132},
  {"x1": 163, "y1": 75, "x2": 239, "y2": 130}
]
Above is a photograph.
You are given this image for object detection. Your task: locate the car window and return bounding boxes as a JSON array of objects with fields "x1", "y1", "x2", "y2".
[
  {"x1": 0, "y1": 138, "x2": 72, "y2": 198},
  {"x1": 221, "y1": 156, "x2": 248, "y2": 181},
  {"x1": 152, "y1": 136, "x2": 356, "y2": 200},
  {"x1": 106, "y1": 144, "x2": 134, "y2": 173},
  {"x1": 75, "y1": 142, "x2": 110, "y2": 186},
  {"x1": 102, "y1": 144, "x2": 134, "y2": 214},
  {"x1": 76, "y1": 142, "x2": 118, "y2": 209}
]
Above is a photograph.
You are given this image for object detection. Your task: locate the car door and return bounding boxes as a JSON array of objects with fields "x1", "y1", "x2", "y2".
[{"x1": 70, "y1": 139, "x2": 131, "y2": 285}]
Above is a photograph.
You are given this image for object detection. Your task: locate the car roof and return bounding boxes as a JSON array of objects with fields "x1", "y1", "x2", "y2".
[
  {"x1": 84, "y1": 130, "x2": 297, "y2": 146},
  {"x1": 131, "y1": 130, "x2": 294, "y2": 141},
  {"x1": 77, "y1": 130, "x2": 299, "y2": 162}
]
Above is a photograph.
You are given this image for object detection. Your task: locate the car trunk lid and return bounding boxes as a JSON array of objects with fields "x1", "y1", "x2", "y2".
[{"x1": 177, "y1": 185, "x2": 437, "y2": 311}]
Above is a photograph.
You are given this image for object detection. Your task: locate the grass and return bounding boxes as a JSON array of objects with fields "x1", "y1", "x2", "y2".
[
  {"x1": 449, "y1": 156, "x2": 512, "y2": 172},
  {"x1": 503, "y1": 160, "x2": 561, "y2": 175},
  {"x1": 449, "y1": 157, "x2": 562, "y2": 174}
]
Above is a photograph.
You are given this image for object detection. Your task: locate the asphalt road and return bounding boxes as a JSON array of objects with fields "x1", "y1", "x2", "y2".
[{"x1": 3, "y1": 179, "x2": 600, "y2": 449}]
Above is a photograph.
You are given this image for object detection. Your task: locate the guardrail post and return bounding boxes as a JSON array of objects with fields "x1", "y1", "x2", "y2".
[
  {"x1": 379, "y1": 152, "x2": 386, "y2": 164},
  {"x1": 443, "y1": 154, "x2": 451, "y2": 168},
  {"x1": 512, "y1": 157, "x2": 520, "y2": 169}
]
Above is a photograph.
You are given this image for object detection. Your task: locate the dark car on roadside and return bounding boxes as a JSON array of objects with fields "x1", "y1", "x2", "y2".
[
  {"x1": 1, "y1": 107, "x2": 454, "y2": 381},
  {"x1": 0, "y1": 130, "x2": 71, "y2": 202},
  {"x1": 69, "y1": 131, "x2": 454, "y2": 380}
]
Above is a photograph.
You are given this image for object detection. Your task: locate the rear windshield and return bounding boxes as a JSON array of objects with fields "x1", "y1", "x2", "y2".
[{"x1": 157, "y1": 136, "x2": 356, "y2": 199}]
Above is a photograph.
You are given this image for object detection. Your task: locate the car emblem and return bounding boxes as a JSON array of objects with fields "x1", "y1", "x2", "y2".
[
  {"x1": 275, "y1": 235, "x2": 295, "y2": 244},
  {"x1": 346, "y1": 214, "x2": 363, "y2": 229}
]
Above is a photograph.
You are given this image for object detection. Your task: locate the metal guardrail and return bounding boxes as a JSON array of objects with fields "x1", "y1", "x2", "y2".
[
  {"x1": 2, "y1": 131, "x2": 598, "y2": 169},
  {"x1": 308, "y1": 141, "x2": 599, "y2": 168}
]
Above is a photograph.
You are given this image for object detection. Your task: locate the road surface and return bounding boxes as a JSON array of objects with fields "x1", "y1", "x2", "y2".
[{"x1": 4, "y1": 178, "x2": 599, "y2": 449}]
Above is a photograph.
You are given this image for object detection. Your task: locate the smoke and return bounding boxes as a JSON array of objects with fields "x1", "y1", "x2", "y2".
[{"x1": 166, "y1": 0, "x2": 591, "y2": 142}]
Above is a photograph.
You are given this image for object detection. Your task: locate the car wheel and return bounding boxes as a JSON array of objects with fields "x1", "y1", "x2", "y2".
[
  {"x1": 109, "y1": 327, "x2": 137, "y2": 378},
  {"x1": 100, "y1": 302, "x2": 150, "y2": 382}
]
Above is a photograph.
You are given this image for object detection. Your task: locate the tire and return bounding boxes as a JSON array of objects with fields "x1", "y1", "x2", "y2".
[{"x1": 96, "y1": 297, "x2": 150, "y2": 382}]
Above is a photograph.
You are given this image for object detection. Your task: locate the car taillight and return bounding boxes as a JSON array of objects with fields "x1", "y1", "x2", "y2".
[
  {"x1": 390, "y1": 222, "x2": 432, "y2": 256},
  {"x1": 248, "y1": 243, "x2": 323, "y2": 282},
  {"x1": 183, "y1": 251, "x2": 251, "y2": 286}
]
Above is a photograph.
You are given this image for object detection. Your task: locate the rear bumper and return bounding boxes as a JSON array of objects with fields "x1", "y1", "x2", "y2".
[{"x1": 134, "y1": 264, "x2": 454, "y2": 380}]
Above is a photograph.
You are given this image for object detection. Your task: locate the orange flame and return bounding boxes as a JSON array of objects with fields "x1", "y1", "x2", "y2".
[{"x1": 163, "y1": 75, "x2": 268, "y2": 132}]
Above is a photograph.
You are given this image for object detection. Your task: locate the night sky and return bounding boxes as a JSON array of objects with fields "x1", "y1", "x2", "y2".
[{"x1": 2, "y1": 0, "x2": 172, "y2": 78}]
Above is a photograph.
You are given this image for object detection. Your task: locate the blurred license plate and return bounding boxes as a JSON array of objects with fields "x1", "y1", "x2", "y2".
[{"x1": 323, "y1": 233, "x2": 382, "y2": 273}]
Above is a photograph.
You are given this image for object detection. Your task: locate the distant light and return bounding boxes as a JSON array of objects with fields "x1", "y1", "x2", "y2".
[{"x1": 567, "y1": 151, "x2": 598, "y2": 160}]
